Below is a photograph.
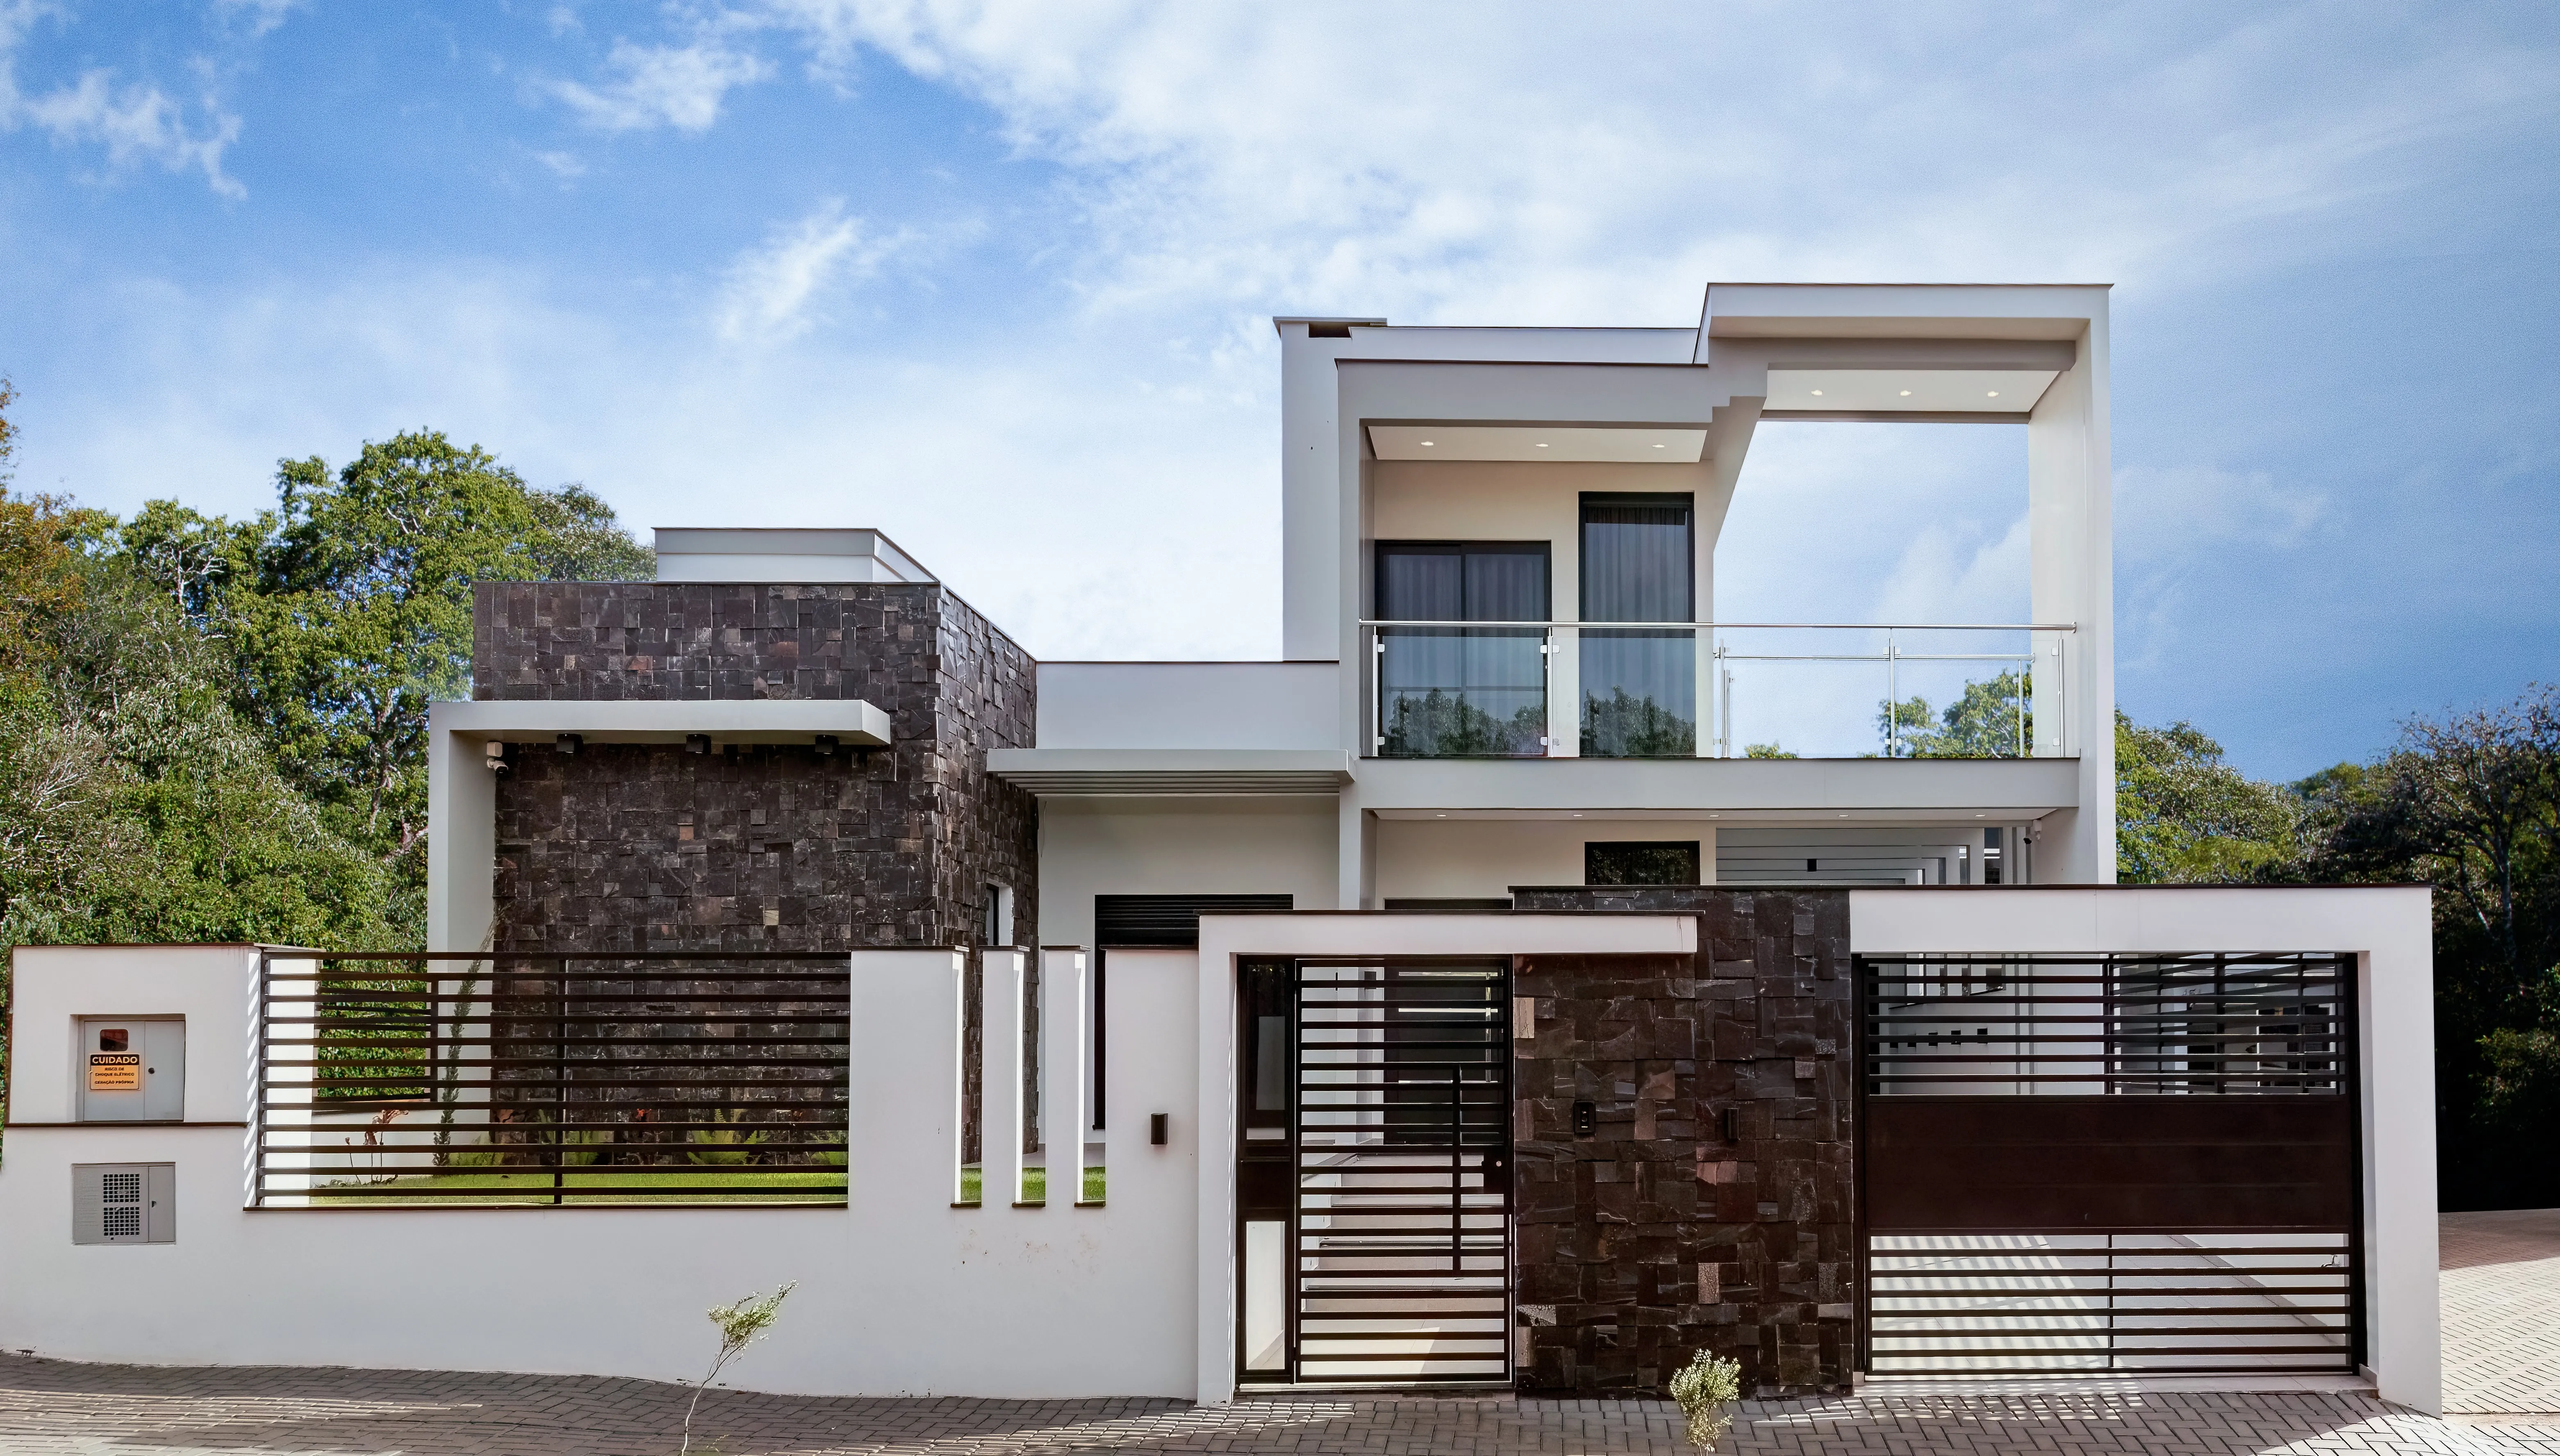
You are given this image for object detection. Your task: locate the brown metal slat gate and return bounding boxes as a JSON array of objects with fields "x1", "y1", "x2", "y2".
[{"x1": 1856, "y1": 953, "x2": 2363, "y2": 1377}]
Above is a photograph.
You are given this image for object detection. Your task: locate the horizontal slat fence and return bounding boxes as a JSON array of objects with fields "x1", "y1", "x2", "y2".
[{"x1": 255, "y1": 950, "x2": 850, "y2": 1206}]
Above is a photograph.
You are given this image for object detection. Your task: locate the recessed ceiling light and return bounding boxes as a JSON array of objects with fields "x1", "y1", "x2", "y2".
[
  {"x1": 1987, "y1": 390, "x2": 2000, "y2": 398},
  {"x1": 1436, "y1": 812, "x2": 1447, "y2": 818},
  {"x1": 1810, "y1": 389, "x2": 1824, "y2": 397},
  {"x1": 1652, "y1": 443, "x2": 1665, "y2": 449},
  {"x1": 1535, "y1": 442, "x2": 1549, "y2": 448},
  {"x1": 1899, "y1": 390, "x2": 1912, "y2": 397},
  {"x1": 1975, "y1": 813, "x2": 1985, "y2": 817},
  {"x1": 1420, "y1": 440, "x2": 1435, "y2": 446}
]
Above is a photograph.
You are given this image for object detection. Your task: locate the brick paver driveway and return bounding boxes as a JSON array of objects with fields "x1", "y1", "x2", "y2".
[
  {"x1": 2442, "y1": 1208, "x2": 2560, "y2": 1415},
  {"x1": 2, "y1": 1357, "x2": 2551, "y2": 1456},
  {"x1": 4, "y1": 1210, "x2": 2555, "y2": 1456}
]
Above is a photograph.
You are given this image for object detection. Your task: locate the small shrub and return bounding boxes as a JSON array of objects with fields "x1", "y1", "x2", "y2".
[
  {"x1": 686, "y1": 1108, "x2": 764, "y2": 1166},
  {"x1": 1668, "y1": 1347, "x2": 1743, "y2": 1450},
  {"x1": 681, "y1": 1282, "x2": 794, "y2": 1455}
]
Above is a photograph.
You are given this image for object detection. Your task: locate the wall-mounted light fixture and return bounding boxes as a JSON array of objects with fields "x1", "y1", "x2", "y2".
[
  {"x1": 684, "y1": 733, "x2": 711, "y2": 755},
  {"x1": 482, "y1": 741, "x2": 509, "y2": 774},
  {"x1": 555, "y1": 733, "x2": 583, "y2": 755},
  {"x1": 1571, "y1": 1100, "x2": 1596, "y2": 1138},
  {"x1": 1149, "y1": 1112, "x2": 1170, "y2": 1147},
  {"x1": 813, "y1": 735, "x2": 839, "y2": 758},
  {"x1": 1720, "y1": 1107, "x2": 1740, "y2": 1143}
]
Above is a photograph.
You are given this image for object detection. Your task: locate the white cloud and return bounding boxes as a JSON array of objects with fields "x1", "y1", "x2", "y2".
[
  {"x1": 532, "y1": 147, "x2": 586, "y2": 179},
  {"x1": 552, "y1": 33, "x2": 772, "y2": 133},
  {"x1": 2115, "y1": 463, "x2": 2328, "y2": 564},
  {"x1": 714, "y1": 200, "x2": 924, "y2": 344},
  {"x1": 212, "y1": 0, "x2": 299, "y2": 41},
  {"x1": 0, "y1": 0, "x2": 246, "y2": 197},
  {"x1": 742, "y1": 1, "x2": 2560, "y2": 332}
]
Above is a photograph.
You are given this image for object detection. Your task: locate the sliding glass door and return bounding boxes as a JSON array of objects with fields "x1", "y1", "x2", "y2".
[
  {"x1": 1580, "y1": 494, "x2": 1695, "y2": 757},
  {"x1": 1375, "y1": 542, "x2": 1548, "y2": 758}
]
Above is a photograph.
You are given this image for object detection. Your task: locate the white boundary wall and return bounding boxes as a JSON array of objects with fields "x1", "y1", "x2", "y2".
[
  {"x1": 3, "y1": 888, "x2": 2438, "y2": 1409},
  {"x1": 0, "y1": 946, "x2": 1197, "y2": 1399},
  {"x1": 1849, "y1": 886, "x2": 2441, "y2": 1415}
]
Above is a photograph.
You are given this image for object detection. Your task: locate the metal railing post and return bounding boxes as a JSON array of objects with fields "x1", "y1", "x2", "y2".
[
  {"x1": 1886, "y1": 630, "x2": 1900, "y2": 758},
  {"x1": 1369, "y1": 626, "x2": 1385, "y2": 754}
]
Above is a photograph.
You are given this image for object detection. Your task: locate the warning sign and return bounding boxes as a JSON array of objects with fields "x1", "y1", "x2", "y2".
[{"x1": 87, "y1": 1053, "x2": 141, "y2": 1092}]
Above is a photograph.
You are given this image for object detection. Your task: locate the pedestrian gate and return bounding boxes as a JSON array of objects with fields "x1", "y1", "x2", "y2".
[{"x1": 1236, "y1": 960, "x2": 1511, "y2": 1386}]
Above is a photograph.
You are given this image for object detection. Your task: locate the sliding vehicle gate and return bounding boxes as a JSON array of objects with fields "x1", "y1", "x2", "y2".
[
  {"x1": 1246, "y1": 960, "x2": 1512, "y2": 1385},
  {"x1": 1858, "y1": 953, "x2": 2361, "y2": 1376}
]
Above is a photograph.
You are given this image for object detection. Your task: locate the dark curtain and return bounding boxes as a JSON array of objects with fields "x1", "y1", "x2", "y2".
[
  {"x1": 1579, "y1": 496, "x2": 1696, "y2": 757},
  {"x1": 1376, "y1": 543, "x2": 1548, "y2": 757}
]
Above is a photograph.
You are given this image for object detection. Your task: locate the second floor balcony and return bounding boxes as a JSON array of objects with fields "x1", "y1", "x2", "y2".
[{"x1": 1364, "y1": 620, "x2": 2074, "y2": 760}]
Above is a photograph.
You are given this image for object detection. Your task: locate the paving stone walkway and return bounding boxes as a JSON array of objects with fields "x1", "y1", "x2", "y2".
[
  {"x1": 2441, "y1": 1208, "x2": 2560, "y2": 1416},
  {"x1": 0, "y1": 1356, "x2": 2552, "y2": 1456}
]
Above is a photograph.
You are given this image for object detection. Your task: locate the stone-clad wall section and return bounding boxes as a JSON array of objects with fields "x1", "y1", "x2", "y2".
[
  {"x1": 474, "y1": 580, "x2": 1037, "y2": 953},
  {"x1": 1509, "y1": 890, "x2": 1853, "y2": 1397},
  {"x1": 474, "y1": 580, "x2": 1040, "y2": 1160}
]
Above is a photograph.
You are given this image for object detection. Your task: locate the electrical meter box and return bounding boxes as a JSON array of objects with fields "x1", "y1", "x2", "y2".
[
  {"x1": 73, "y1": 1163, "x2": 176, "y2": 1244},
  {"x1": 74, "y1": 1017, "x2": 184, "y2": 1122}
]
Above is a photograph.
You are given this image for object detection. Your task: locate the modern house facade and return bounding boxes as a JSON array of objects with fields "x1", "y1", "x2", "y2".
[{"x1": 2, "y1": 284, "x2": 2439, "y2": 1411}]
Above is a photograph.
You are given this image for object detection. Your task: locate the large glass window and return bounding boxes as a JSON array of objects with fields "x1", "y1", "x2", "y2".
[
  {"x1": 1580, "y1": 494, "x2": 1695, "y2": 757},
  {"x1": 1374, "y1": 541, "x2": 1548, "y2": 757}
]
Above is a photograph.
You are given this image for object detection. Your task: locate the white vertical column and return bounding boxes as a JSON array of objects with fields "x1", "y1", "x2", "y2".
[
  {"x1": 1041, "y1": 949, "x2": 1093, "y2": 1204},
  {"x1": 848, "y1": 948, "x2": 968, "y2": 1208},
  {"x1": 982, "y1": 948, "x2": 1029, "y2": 1206}
]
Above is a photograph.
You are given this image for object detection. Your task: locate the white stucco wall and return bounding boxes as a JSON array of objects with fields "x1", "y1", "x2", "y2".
[
  {"x1": 1849, "y1": 886, "x2": 2439, "y2": 1414},
  {"x1": 1034, "y1": 662, "x2": 1340, "y2": 751},
  {"x1": 0, "y1": 946, "x2": 1202, "y2": 1400},
  {"x1": 1035, "y1": 797, "x2": 1339, "y2": 947},
  {"x1": 3, "y1": 945, "x2": 258, "y2": 1129},
  {"x1": 1374, "y1": 817, "x2": 1719, "y2": 899}
]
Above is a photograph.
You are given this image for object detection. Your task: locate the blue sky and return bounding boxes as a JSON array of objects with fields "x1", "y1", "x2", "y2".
[{"x1": 3, "y1": 1, "x2": 2556, "y2": 778}]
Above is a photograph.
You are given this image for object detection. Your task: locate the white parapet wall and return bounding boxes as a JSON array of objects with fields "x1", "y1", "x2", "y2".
[
  {"x1": 0, "y1": 944, "x2": 1201, "y2": 1399},
  {"x1": 1848, "y1": 886, "x2": 2441, "y2": 1416}
]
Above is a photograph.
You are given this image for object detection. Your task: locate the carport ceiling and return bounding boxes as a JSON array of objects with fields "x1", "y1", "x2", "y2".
[
  {"x1": 1765, "y1": 369, "x2": 2059, "y2": 417},
  {"x1": 1367, "y1": 425, "x2": 1708, "y2": 462}
]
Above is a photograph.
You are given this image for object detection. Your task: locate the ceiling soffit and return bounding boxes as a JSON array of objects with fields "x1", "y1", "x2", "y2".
[{"x1": 1367, "y1": 425, "x2": 1708, "y2": 463}]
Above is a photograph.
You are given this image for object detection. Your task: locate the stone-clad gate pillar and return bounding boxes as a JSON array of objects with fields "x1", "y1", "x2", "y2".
[{"x1": 1511, "y1": 889, "x2": 1853, "y2": 1396}]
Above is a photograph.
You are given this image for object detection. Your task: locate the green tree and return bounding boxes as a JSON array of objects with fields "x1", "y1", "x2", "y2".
[
  {"x1": 1878, "y1": 671, "x2": 2033, "y2": 758},
  {"x1": 2285, "y1": 685, "x2": 2560, "y2": 1209},
  {"x1": 2115, "y1": 711, "x2": 2301, "y2": 883},
  {"x1": 4, "y1": 550, "x2": 410, "y2": 948},
  {"x1": 221, "y1": 432, "x2": 652, "y2": 856}
]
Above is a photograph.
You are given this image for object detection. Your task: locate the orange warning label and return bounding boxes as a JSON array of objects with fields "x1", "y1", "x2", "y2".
[{"x1": 87, "y1": 1053, "x2": 141, "y2": 1092}]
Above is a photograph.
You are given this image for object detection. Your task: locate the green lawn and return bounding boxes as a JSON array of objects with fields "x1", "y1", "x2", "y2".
[
  {"x1": 958, "y1": 1164, "x2": 1106, "y2": 1205},
  {"x1": 307, "y1": 1163, "x2": 1107, "y2": 1206},
  {"x1": 312, "y1": 1169, "x2": 847, "y2": 1206}
]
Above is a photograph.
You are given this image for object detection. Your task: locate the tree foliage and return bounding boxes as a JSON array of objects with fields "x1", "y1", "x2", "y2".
[
  {"x1": 0, "y1": 409, "x2": 653, "y2": 956},
  {"x1": 1877, "y1": 670, "x2": 2032, "y2": 759},
  {"x1": 2282, "y1": 685, "x2": 2560, "y2": 1208},
  {"x1": 2115, "y1": 711, "x2": 2303, "y2": 883}
]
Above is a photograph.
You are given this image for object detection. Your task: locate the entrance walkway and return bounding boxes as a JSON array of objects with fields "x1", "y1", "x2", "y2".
[
  {"x1": 2442, "y1": 1208, "x2": 2560, "y2": 1416},
  {"x1": 0, "y1": 1355, "x2": 2552, "y2": 1456}
]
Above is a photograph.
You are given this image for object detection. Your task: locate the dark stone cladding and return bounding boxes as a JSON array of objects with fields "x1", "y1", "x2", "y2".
[
  {"x1": 473, "y1": 580, "x2": 1040, "y2": 1159},
  {"x1": 475, "y1": 580, "x2": 1036, "y2": 953},
  {"x1": 1508, "y1": 887, "x2": 1853, "y2": 1398}
]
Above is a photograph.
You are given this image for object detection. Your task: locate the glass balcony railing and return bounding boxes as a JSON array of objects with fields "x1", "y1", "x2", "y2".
[{"x1": 1363, "y1": 621, "x2": 2074, "y2": 760}]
